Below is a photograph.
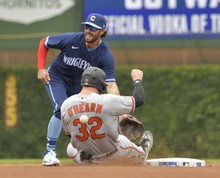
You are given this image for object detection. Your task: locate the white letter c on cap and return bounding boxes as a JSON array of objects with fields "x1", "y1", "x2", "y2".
[{"x1": 90, "y1": 15, "x2": 96, "y2": 21}]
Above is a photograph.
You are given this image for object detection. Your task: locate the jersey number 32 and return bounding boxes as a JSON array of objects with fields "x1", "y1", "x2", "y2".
[{"x1": 73, "y1": 117, "x2": 105, "y2": 141}]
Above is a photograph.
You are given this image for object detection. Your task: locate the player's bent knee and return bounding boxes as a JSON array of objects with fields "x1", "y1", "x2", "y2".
[{"x1": 66, "y1": 142, "x2": 78, "y2": 158}]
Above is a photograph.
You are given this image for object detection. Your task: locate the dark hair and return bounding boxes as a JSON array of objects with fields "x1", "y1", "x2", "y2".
[{"x1": 101, "y1": 31, "x2": 107, "y2": 38}]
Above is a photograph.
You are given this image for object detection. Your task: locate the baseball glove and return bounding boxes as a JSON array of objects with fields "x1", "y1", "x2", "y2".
[{"x1": 119, "y1": 114, "x2": 144, "y2": 141}]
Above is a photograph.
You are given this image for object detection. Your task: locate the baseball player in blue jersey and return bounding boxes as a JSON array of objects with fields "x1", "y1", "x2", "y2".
[
  {"x1": 37, "y1": 13, "x2": 120, "y2": 166},
  {"x1": 61, "y1": 67, "x2": 153, "y2": 165}
]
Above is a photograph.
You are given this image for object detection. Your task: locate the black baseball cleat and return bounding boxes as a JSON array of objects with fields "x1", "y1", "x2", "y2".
[{"x1": 139, "y1": 131, "x2": 153, "y2": 153}]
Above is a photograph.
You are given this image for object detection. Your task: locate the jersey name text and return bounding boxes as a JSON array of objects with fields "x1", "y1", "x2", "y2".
[
  {"x1": 67, "y1": 102, "x2": 103, "y2": 117},
  {"x1": 63, "y1": 55, "x2": 91, "y2": 69}
]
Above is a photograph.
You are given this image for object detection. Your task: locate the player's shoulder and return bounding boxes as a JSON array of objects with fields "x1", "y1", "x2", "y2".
[
  {"x1": 98, "y1": 41, "x2": 113, "y2": 59},
  {"x1": 101, "y1": 94, "x2": 133, "y2": 100},
  {"x1": 100, "y1": 94, "x2": 123, "y2": 107},
  {"x1": 52, "y1": 32, "x2": 83, "y2": 39},
  {"x1": 62, "y1": 95, "x2": 77, "y2": 107},
  {"x1": 70, "y1": 32, "x2": 84, "y2": 37},
  {"x1": 103, "y1": 42, "x2": 114, "y2": 55},
  {"x1": 62, "y1": 32, "x2": 84, "y2": 39},
  {"x1": 101, "y1": 94, "x2": 120, "y2": 100},
  {"x1": 100, "y1": 40, "x2": 110, "y2": 50}
]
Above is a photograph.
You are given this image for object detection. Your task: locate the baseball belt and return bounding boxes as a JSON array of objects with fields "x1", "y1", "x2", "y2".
[
  {"x1": 80, "y1": 148, "x2": 118, "y2": 163},
  {"x1": 92, "y1": 148, "x2": 118, "y2": 161}
]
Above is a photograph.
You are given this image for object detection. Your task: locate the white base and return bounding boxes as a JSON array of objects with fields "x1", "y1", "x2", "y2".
[{"x1": 145, "y1": 157, "x2": 205, "y2": 167}]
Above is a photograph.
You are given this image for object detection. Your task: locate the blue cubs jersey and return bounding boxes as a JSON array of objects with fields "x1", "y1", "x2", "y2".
[{"x1": 45, "y1": 32, "x2": 116, "y2": 84}]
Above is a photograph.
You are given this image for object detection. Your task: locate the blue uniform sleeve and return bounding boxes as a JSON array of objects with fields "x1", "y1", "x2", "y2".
[
  {"x1": 102, "y1": 55, "x2": 116, "y2": 82},
  {"x1": 45, "y1": 33, "x2": 75, "y2": 50},
  {"x1": 98, "y1": 44, "x2": 116, "y2": 82}
]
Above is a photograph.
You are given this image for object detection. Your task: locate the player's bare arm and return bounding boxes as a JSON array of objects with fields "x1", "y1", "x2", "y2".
[{"x1": 106, "y1": 82, "x2": 120, "y2": 95}]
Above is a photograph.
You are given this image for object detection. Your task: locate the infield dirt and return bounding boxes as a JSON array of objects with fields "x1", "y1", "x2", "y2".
[{"x1": 0, "y1": 162, "x2": 219, "y2": 178}]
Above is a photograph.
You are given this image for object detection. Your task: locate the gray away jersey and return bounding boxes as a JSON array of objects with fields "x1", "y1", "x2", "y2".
[{"x1": 61, "y1": 93, "x2": 135, "y2": 156}]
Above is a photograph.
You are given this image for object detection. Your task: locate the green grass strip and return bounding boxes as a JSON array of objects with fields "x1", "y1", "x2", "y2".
[{"x1": 0, "y1": 158, "x2": 73, "y2": 164}]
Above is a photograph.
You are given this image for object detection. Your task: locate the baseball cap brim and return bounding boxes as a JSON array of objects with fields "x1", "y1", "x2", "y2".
[{"x1": 81, "y1": 22, "x2": 103, "y2": 29}]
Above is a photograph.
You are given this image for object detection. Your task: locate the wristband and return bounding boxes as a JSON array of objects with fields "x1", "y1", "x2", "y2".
[{"x1": 133, "y1": 79, "x2": 142, "y2": 84}]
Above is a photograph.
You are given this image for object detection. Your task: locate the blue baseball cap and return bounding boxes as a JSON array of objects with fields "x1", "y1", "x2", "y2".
[{"x1": 82, "y1": 13, "x2": 107, "y2": 30}]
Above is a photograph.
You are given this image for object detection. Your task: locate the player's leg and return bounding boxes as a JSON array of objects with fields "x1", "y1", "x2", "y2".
[
  {"x1": 42, "y1": 73, "x2": 68, "y2": 166},
  {"x1": 66, "y1": 142, "x2": 81, "y2": 163},
  {"x1": 108, "y1": 134, "x2": 146, "y2": 164},
  {"x1": 139, "y1": 130, "x2": 153, "y2": 160},
  {"x1": 46, "y1": 115, "x2": 62, "y2": 152}
]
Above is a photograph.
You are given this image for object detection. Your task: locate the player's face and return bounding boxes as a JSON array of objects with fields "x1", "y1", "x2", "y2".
[{"x1": 84, "y1": 25, "x2": 102, "y2": 43}]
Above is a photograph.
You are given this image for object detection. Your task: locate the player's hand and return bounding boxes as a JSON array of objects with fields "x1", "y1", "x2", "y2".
[
  {"x1": 131, "y1": 69, "x2": 143, "y2": 81},
  {"x1": 37, "y1": 68, "x2": 50, "y2": 83}
]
